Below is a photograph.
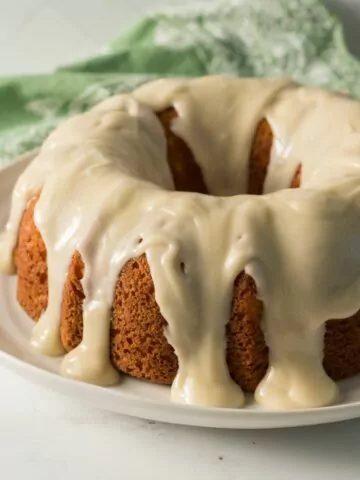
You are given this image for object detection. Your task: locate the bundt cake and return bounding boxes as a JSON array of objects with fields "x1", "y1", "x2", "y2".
[{"x1": 1, "y1": 76, "x2": 360, "y2": 410}]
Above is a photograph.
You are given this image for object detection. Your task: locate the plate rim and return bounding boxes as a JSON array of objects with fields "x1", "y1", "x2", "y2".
[{"x1": 2, "y1": 344, "x2": 360, "y2": 429}]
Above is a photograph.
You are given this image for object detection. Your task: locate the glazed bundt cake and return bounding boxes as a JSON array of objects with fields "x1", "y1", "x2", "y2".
[{"x1": 1, "y1": 76, "x2": 360, "y2": 410}]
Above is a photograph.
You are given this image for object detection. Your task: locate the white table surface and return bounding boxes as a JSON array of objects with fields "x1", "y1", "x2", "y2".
[{"x1": 1, "y1": 1, "x2": 360, "y2": 479}]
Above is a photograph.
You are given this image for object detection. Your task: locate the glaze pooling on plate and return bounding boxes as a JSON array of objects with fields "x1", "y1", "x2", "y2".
[{"x1": 1, "y1": 76, "x2": 360, "y2": 410}]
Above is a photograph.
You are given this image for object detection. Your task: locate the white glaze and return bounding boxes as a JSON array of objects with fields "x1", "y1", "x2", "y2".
[{"x1": 1, "y1": 76, "x2": 360, "y2": 410}]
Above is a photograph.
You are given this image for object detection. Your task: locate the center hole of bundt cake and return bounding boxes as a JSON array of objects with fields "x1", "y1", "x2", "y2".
[
  {"x1": 248, "y1": 119, "x2": 301, "y2": 194},
  {"x1": 156, "y1": 111, "x2": 301, "y2": 196},
  {"x1": 156, "y1": 107, "x2": 209, "y2": 195}
]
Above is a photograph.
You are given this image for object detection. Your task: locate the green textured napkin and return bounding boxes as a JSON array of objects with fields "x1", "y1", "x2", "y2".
[{"x1": 0, "y1": 0, "x2": 359, "y2": 166}]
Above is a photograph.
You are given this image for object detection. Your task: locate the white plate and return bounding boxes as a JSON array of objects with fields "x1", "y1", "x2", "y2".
[{"x1": 2, "y1": 155, "x2": 360, "y2": 429}]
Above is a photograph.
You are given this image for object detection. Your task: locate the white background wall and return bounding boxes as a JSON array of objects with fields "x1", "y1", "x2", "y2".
[{"x1": 0, "y1": 0, "x2": 191, "y2": 75}]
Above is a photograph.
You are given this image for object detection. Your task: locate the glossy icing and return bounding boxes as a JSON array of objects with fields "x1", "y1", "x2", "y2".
[{"x1": 1, "y1": 76, "x2": 360, "y2": 410}]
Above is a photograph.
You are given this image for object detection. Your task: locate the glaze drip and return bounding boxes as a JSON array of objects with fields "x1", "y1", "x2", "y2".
[{"x1": 1, "y1": 76, "x2": 360, "y2": 409}]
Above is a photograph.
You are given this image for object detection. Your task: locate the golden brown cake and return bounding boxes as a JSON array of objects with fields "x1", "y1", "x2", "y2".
[{"x1": 2, "y1": 76, "x2": 360, "y2": 410}]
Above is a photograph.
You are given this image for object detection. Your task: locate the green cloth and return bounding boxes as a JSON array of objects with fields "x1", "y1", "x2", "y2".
[{"x1": 0, "y1": 0, "x2": 359, "y2": 166}]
